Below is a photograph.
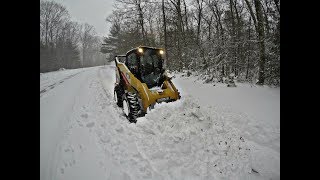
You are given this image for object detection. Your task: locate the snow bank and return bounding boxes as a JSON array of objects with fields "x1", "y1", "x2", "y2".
[
  {"x1": 171, "y1": 72, "x2": 280, "y2": 179},
  {"x1": 131, "y1": 96, "x2": 256, "y2": 179}
]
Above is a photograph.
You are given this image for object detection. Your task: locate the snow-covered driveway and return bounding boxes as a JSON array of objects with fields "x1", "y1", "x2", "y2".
[{"x1": 40, "y1": 65, "x2": 280, "y2": 180}]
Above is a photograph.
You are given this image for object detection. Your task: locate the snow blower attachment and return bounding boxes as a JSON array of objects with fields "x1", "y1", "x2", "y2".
[{"x1": 114, "y1": 46, "x2": 181, "y2": 122}]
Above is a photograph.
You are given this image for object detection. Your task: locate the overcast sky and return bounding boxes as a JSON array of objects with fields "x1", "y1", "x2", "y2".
[{"x1": 52, "y1": 0, "x2": 116, "y2": 37}]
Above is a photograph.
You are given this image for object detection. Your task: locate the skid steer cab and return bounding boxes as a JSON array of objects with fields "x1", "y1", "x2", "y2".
[{"x1": 114, "y1": 46, "x2": 180, "y2": 123}]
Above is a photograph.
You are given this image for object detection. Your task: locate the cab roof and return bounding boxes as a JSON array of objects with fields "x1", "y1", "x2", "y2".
[{"x1": 125, "y1": 46, "x2": 163, "y2": 56}]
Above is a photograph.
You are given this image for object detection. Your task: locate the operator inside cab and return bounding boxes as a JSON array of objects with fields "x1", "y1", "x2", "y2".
[
  {"x1": 140, "y1": 48, "x2": 164, "y2": 87},
  {"x1": 125, "y1": 47, "x2": 165, "y2": 88}
]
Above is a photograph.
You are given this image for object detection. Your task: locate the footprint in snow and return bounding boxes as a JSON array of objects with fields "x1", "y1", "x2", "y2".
[
  {"x1": 86, "y1": 122, "x2": 95, "y2": 128},
  {"x1": 77, "y1": 119, "x2": 83, "y2": 127},
  {"x1": 99, "y1": 161, "x2": 104, "y2": 168},
  {"x1": 81, "y1": 113, "x2": 88, "y2": 119},
  {"x1": 115, "y1": 126, "x2": 124, "y2": 133},
  {"x1": 100, "y1": 135, "x2": 110, "y2": 144},
  {"x1": 40, "y1": 89, "x2": 47, "y2": 95},
  {"x1": 251, "y1": 168, "x2": 259, "y2": 174}
]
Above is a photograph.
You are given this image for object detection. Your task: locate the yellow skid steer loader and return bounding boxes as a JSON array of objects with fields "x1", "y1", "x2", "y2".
[{"x1": 114, "y1": 46, "x2": 180, "y2": 122}]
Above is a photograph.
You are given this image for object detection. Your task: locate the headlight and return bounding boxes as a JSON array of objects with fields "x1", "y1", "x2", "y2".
[
  {"x1": 138, "y1": 48, "x2": 143, "y2": 53},
  {"x1": 159, "y1": 50, "x2": 164, "y2": 55}
]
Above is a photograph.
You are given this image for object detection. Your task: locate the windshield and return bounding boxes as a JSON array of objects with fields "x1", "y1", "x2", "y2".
[
  {"x1": 140, "y1": 49, "x2": 162, "y2": 75},
  {"x1": 140, "y1": 48, "x2": 163, "y2": 88}
]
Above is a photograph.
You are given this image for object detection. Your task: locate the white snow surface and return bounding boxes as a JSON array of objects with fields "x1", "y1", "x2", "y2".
[{"x1": 40, "y1": 65, "x2": 280, "y2": 180}]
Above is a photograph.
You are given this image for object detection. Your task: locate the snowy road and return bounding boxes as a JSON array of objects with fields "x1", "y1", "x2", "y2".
[{"x1": 40, "y1": 65, "x2": 280, "y2": 180}]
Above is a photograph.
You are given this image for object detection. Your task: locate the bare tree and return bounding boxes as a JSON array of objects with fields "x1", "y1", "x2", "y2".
[
  {"x1": 104, "y1": 0, "x2": 280, "y2": 86},
  {"x1": 170, "y1": 0, "x2": 183, "y2": 70},
  {"x1": 80, "y1": 23, "x2": 96, "y2": 67},
  {"x1": 41, "y1": 1, "x2": 104, "y2": 72}
]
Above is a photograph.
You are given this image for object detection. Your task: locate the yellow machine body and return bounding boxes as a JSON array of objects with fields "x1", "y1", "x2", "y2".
[{"x1": 115, "y1": 59, "x2": 180, "y2": 112}]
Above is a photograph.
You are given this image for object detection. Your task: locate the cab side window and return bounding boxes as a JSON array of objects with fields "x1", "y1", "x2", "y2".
[
  {"x1": 127, "y1": 53, "x2": 137, "y2": 66},
  {"x1": 127, "y1": 52, "x2": 138, "y2": 73}
]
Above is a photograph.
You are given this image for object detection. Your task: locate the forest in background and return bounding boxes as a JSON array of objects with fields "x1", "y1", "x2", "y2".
[
  {"x1": 102, "y1": 0, "x2": 280, "y2": 86},
  {"x1": 40, "y1": 0, "x2": 105, "y2": 73}
]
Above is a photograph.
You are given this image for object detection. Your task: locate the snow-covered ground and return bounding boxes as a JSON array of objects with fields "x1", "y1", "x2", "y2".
[
  {"x1": 40, "y1": 68, "x2": 84, "y2": 97},
  {"x1": 40, "y1": 65, "x2": 280, "y2": 180}
]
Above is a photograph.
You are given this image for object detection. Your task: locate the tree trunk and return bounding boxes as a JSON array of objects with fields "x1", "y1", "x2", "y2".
[
  {"x1": 162, "y1": 0, "x2": 168, "y2": 67},
  {"x1": 206, "y1": 15, "x2": 213, "y2": 41},
  {"x1": 273, "y1": 0, "x2": 280, "y2": 14},
  {"x1": 261, "y1": 2, "x2": 270, "y2": 37},
  {"x1": 233, "y1": 0, "x2": 242, "y2": 76},
  {"x1": 45, "y1": 21, "x2": 48, "y2": 46},
  {"x1": 136, "y1": 0, "x2": 146, "y2": 44},
  {"x1": 246, "y1": 18, "x2": 252, "y2": 80},
  {"x1": 229, "y1": 0, "x2": 236, "y2": 74},
  {"x1": 196, "y1": 0, "x2": 203, "y2": 45},
  {"x1": 244, "y1": 0, "x2": 258, "y2": 31},
  {"x1": 183, "y1": 0, "x2": 189, "y2": 32},
  {"x1": 254, "y1": 0, "x2": 266, "y2": 85},
  {"x1": 212, "y1": 3, "x2": 224, "y2": 39},
  {"x1": 211, "y1": 2, "x2": 225, "y2": 80},
  {"x1": 195, "y1": 0, "x2": 205, "y2": 67},
  {"x1": 175, "y1": 0, "x2": 183, "y2": 71}
]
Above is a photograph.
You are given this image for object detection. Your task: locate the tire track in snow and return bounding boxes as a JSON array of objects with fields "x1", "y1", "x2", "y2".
[
  {"x1": 51, "y1": 68, "x2": 112, "y2": 180},
  {"x1": 40, "y1": 70, "x2": 84, "y2": 98},
  {"x1": 52, "y1": 66, "x2": 149, "y2": 180}
]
